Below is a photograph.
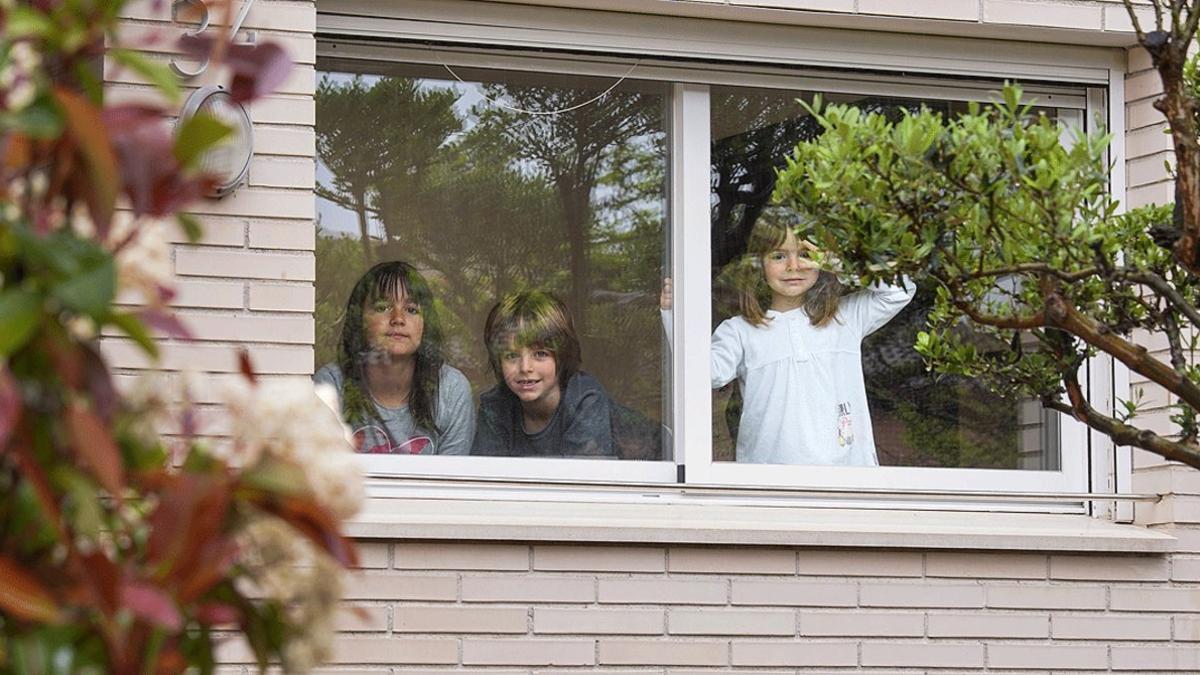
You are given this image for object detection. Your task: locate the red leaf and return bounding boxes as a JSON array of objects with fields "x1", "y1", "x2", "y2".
[
  {"x1": 0, "y1": 367, "x2": 21, "y2": 450},
  {"x1": 54, "y1": 88, "x2": 118, "y2": 236},
  {"x1": 82, "y1": 342, "x2": 118, "y2": 422},
  {"x1": 178, "y1": 37, "x2": 292, "y2": 104},
  {"x1": 258, "y1": 495, "x2": 359, "y2": 568},
  {"x1": 102, "y1": 104, "x2": 200, "y2": 218},
  {"x1": 121, "y1": 581, "x2": 182, "y2": 631},
  {"x1": 195, "y1": 602, "x2": 238, "y2": 626},
  {"x1": 226, "y1": 42, "x2": 292, "y2": 103},
  {"x1": 65, "y1": 404, "x2": 126, "y2": 498},
  {"x1": 237, "y1": 349, "x2": 257, "y2": 385},
  {"x1": 145, "y1": 472, "x2": 234, "y2": 584},
  {"x1": 0, "y1": 554, "x2": 61, "y2": 623},
  {"x1": 137, "y1": 309, "x2": 193, "y2": 340},
  {"x1": 176, "y1": 538, "x2": 238, "y2": 604},
  {"x1": 77, "y1": 551, "x2": 120, "y2": 615}
]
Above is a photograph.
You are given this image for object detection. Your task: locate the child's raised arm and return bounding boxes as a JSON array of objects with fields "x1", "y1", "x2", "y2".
[{"x1": 845, "y1": 276, "x2": 917, "y2": 337}]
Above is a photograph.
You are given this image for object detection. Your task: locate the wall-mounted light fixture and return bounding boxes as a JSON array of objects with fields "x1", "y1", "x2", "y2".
[{"x1": 178, "y1": 85, "x2": 253, "y2": 197}]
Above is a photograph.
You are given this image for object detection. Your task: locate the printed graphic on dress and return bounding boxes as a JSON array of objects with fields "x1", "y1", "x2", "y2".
[
  {"x1": 353, "y1": 424, "x2": 432, "y2": 454},
  {"x1": 836, "y1": 402, "x2": 854, "y2": 447}
]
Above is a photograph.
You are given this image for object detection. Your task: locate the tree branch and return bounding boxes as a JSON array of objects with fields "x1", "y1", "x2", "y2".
[
  {"x1": 1122, "y1": 0, "x2": 1148, "y2": 38},
  {"x1": 964, "y1": 263, "x2": 1098, "y2": 283},
  {"x1": 1118, "y1": 269, "x2": 1200, "y2": 330},
  {"x1": 1044, "y1": 378, "x2": 1200, "y2": 469},
  {"x1": 1046, "y1": 292, "x2": 1200, "y2": 412}
]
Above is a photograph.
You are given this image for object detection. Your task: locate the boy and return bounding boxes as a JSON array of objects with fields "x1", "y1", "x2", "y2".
[{"x1": 470, "y1": 291, "x2": 616, "y2": 457}]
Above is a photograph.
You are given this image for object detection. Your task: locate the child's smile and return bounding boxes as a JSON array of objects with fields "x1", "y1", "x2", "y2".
[
  {"x1": 764, "y1": 231, "x2": 820, "y2": 309},
  {"x1": 501, "y1": 345, "x2": 561, "y2": 410}
]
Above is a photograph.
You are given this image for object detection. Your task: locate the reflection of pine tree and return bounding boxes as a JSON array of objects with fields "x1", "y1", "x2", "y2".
[
  {"x1": 474, "y1": 85, "x2": 663, "y2": 334},
  {"x1": 315, "y1": 76, "x2": 461, "y2": 265},
  {"x1": 711, "y1": 91, "x2": 822, "y2": 275},
  {"x1": 315, "y1": 72, "x2": 670, "y2": 423}
]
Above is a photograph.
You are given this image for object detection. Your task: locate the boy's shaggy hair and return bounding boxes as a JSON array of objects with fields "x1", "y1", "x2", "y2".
[{"x1": 483, "y1": 290, "x2": 581, "y2": 387}]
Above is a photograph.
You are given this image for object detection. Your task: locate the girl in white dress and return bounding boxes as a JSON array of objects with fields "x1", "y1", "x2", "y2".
[{"x1": 664, "y1": 217, "x2": 913, "y2": 465}]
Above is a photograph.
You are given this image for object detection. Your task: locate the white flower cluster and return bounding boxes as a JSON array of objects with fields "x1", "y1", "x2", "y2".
[
  {"x1": 122, "y1": 370, "x2": 197, "y2": 446},
  {"x1": 73, "y1": 210, "x2": 175, "y2": 307},
  {"x1": 111, "y1": 215, "x2": 174, "y2": 307},
  {"x1": 221, "y1": 378, "x2": 364, "y2": 521},
  {"x1": 235, "y1": 514, "x2": 341, "y2": 674},
  {"x1": 1, "y1": 41, "x2": 40, "y2": 113}
]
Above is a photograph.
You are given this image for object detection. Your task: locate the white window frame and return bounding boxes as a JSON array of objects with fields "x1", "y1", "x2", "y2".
[{"x1": 316, "y1": 4, "x2": 1133, "y2": 513}]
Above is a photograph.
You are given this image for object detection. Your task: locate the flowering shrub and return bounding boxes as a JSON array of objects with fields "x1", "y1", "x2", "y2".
[{"x1": 0, "y1": 1, "x2": 362, "y2": 672}]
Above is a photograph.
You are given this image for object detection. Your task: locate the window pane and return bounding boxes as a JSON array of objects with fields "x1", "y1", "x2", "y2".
[
  {"x1": 709, "y1": 84, "x2": 1063, "y2": 470},
  {"x1": 315, "y1": 58, "x2": 671, "y2": 461}
]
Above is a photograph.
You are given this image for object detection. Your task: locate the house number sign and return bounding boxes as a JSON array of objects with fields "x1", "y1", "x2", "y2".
[{"x1": 170, "y1": 0, "x2": 258, "y2": 78}]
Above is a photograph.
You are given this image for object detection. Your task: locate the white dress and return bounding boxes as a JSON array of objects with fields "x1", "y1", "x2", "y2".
[{"x1": 705, "y1": 281, "x2": 915, "y2": 465}]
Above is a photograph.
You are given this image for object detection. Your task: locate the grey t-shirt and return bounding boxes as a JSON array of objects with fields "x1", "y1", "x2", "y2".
[
  {"x1": 471, "y1": 371, "x2": 615, "y2": 457},
  {"x1": 314, "y1": 362, "x2": 475, "y2": 455}
]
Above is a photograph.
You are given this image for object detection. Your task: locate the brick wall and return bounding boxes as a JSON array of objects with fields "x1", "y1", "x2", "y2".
[
  {"x1": 207, "y1": 542, "x2": 1200, "y2": 672},
  {"x1": 109, "y1": 0, "x2": 317, "y2": 437}
]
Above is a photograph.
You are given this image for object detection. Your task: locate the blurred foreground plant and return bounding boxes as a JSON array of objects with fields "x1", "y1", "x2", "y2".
[{"x1": 0, "y1": 1, "x2": 362, "y2": 672}]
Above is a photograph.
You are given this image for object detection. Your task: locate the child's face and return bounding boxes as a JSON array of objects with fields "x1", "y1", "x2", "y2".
[
  {"x1": 499, "y1": 343, "x2": 560, "y2": 407},
  {"x1": 364, "y1": 290, "x2": 425, "y2": 358},
  {"x1": 763, "y1": 230, "x2": 820, "y2": 303}
]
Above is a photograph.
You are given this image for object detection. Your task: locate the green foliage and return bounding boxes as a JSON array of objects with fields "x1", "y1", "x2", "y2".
[{"x1": 774, "y1": 81, "x2": 1200, "y2": 456}]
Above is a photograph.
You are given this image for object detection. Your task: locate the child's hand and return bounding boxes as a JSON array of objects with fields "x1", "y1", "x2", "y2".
[
  {"x1": 802, "y1": 239, "x2": 842, "y2": 273},
  {"x1": 660, "y1": 278, "x2": 673, "y2": 310}
]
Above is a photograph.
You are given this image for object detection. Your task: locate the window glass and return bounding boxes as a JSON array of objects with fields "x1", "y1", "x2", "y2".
[
  {"x1": 708, "y1": 84, "x2": 1062, "y2": 470},
  {"x1": 315, "y1": 59, "x2": 671, "y2": 461}
]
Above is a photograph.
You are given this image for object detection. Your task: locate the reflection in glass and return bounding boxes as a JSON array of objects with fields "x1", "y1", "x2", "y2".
[
  {"x1": 315, "y1": 60, "x2": 670, "y2": 460},
  {"x1": 710, "y1": 85, "x2": 1063, "y2": 470}
]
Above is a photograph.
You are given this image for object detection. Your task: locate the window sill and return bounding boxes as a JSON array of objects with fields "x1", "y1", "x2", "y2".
[{"x1": 345, "y1": 492, "x2": 1175, "y2": 553}]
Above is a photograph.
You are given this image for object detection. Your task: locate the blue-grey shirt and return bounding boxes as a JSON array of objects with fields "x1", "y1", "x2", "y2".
[{"x1": 471, "y1": 372, "x2": 616, "y2": 458}]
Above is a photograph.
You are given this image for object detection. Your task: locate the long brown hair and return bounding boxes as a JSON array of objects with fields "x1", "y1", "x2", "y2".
[
  {"x1": 338, "y1": 261, "x2": 444, "y2": 438},
  {"x1": 734, "y1": 215, "x2": 844, "y2": 328}
]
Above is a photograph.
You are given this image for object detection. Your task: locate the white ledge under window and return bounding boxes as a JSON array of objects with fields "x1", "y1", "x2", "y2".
[{"x1": 346, "y1": 481, "x2": 1173, "y2": 554}]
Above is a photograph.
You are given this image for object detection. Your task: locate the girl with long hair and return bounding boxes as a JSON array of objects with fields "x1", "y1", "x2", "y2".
[
  {"x1": 663, "y1": 213, "x2": 913, "y2": 465},
  {"x1": 315, "y1": 261, "x2": 474, "y2": 454}
]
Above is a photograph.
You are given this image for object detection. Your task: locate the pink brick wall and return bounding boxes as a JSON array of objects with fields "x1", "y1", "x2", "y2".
[{"x1": 208, "y1": 542, "x2": 1200, "y2": 672}]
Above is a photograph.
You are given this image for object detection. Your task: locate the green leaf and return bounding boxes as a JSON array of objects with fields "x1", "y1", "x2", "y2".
[
  {"x1": 8, "y1": 97, "x2": 63, "y2": 139},
  {"x1": 107, "y1": 311, "x2": 158, "y2": 360},
  {"x1": 52, "y1": 467, "x2": 104, "y2": 540},
  {"x1": 109, "y1": 49, "x2": 181, "y2": 104},
  {"x1": 238, "y1": 456, "x2": 310, "y2": 497},
  {"x1": 0, "y1": 289, "x2": 41, "y2": 357},
  {"x1": 173, "y1": 113, "x2": 232, "y2": 169},
  {"x1": 5, "y1": 8, "x2": 55, "y2": 38},
  {"x1": 176, "y1": 213, "x2": 204, "y2": 244},
  {"x1": 51, "y1": 255, "x2": 115, "y2": 317}
]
